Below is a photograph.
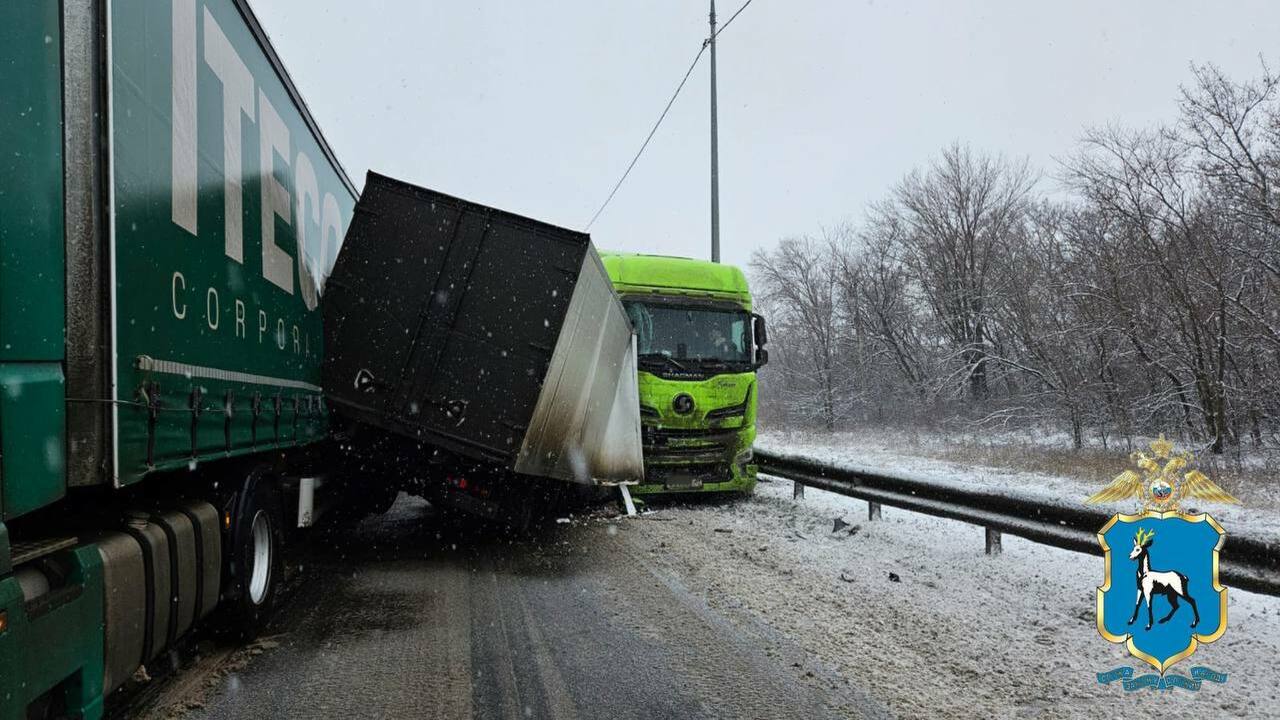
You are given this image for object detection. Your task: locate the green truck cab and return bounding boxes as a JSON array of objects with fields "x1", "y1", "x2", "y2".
[{"x1": 600, "y1": 253, "x2": 768, "y2": 495}]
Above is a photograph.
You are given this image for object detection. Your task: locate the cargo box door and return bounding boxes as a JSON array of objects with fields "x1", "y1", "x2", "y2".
[{"x1": 514, "y1": 250, "x2": 643, "y2": 484}]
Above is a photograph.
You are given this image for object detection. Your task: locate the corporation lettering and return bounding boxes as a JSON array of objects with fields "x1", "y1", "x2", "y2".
[{"x1": 166, "y1": 0, "x2": 343, "y2": 357}]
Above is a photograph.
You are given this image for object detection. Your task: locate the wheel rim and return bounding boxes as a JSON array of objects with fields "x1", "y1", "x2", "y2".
[{"x1": 247, "y1": 509, "x2": 273, "y2": 605}]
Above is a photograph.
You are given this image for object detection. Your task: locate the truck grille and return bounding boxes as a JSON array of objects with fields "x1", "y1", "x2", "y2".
[{"x1": 642, "y1": 426, "x2": 737, "y2": 466}]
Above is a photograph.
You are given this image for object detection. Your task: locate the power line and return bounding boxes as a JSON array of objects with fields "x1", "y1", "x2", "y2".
[
  {"x1": 713, "y1": 0, "x2": 752, "y2": 39},
  {"x1": 585, "y1": 43, "x2": 707, "y2": 230},
  {"x1": 585, "y1": 0, "x2": 755, "y2": 230}
]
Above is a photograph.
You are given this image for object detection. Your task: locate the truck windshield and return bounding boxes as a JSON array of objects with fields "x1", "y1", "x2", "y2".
[{"x1": 624, "y1": 301, "x2": 752, "y2": 366}]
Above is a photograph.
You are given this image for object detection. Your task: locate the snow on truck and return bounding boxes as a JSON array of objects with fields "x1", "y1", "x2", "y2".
[
  {"x1": 0, "y1": 1, "x2": 640, "y2": 717},
  {"x1": 599, "y1": 253, "x2": 769, "y2": 495}
]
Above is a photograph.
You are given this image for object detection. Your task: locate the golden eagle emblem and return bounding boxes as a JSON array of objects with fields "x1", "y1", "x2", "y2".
[{"x1": 1085, "y1": 434, "x2": 1239, "y2": 512}]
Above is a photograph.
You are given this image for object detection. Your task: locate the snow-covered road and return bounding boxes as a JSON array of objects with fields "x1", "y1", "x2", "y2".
[
  {"x1": 143, "y1": 461, "x2": 1278, "y2": 719},
  {"x1": 634, "y1": 477, "x2": 1279, "y2": 717}
]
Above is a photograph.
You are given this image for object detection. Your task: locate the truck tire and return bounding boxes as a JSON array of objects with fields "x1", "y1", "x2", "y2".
[{"x1": 226, "y1": 477, "x2": 284, "y2": 635}]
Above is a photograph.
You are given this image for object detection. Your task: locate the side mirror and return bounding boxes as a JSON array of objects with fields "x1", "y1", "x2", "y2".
[
  {"x1": 754, "y1": 347, "x2": 769, "y2": 368},
  {"x1": 752, "y1": 314, "x2": 768, "y2": 347}
]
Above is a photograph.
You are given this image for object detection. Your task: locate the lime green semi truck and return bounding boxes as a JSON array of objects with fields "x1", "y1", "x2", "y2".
[
  {"x1": 599, "y1": 253, "x2": 768, "y2": 495},
  {"x1": 0, "y1": 1, "x2": 357, "y2": 716}
]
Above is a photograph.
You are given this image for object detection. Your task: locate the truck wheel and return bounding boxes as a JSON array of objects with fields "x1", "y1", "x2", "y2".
[{"x1": 227, "y1": 478, "x2": 284, "y2": 634}]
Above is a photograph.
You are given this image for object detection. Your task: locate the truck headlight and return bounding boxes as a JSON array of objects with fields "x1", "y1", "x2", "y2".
[{"x1": 734, "y1": 448, "x2": 753, "y2": 465}]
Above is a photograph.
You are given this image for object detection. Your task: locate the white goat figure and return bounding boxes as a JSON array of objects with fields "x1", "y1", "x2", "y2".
[{"x1": 1127, "y1": 527, "x2": 1200, "y2": 631}]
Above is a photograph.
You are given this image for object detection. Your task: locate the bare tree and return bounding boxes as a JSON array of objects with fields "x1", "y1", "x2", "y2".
[
  {"x1": 837, "y1": 222, "x2": 935, "y2": 404},
  {"x1": 751, "y1": 62, "x2": 1280, "y2": 458},
  {"x1": 751, "y1": 235, "x2": 843, "y2": 430},
  {"x1": 1064, "y1": 125, "x2": 1243, "y2": 452},
  {"x1": 870, "y1": 143, "x2": 1036, "y2": 405}
]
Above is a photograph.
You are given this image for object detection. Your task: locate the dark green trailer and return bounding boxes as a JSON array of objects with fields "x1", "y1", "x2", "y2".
[{"x1": 0, "y1": 1, "x2": 356, "y2": 716}]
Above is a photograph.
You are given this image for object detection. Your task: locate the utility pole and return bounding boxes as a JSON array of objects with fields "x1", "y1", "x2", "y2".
[{"x1": 709, "y1": 0, "x2": 721, "y2": 263}]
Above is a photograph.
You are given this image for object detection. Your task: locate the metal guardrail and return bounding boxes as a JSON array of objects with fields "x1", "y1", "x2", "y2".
[{"x1": 755, "y1": 449, "x2": 1280, "y2": 597}]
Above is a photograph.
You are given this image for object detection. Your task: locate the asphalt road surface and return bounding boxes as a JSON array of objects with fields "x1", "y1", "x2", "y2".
[
  {"x1": 122, "y1": 482, "x2": 1280, "y2": 719},
  {"x1": 148, "y1": 495, "x2": 884, "y2": 720}
]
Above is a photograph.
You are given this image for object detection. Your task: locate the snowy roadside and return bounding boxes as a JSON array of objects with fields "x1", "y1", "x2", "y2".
[
  {"x1": 620, "y1": 481, "x2": 1280, "y2": 719},
  {"x1": 755, "y1": 429, "x2": 1280, "y2": 545}
]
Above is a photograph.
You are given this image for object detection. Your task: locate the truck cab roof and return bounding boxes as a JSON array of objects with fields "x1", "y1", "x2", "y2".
[{"x1": 598, "y1": 251, "x2": 751, "y2": 300}]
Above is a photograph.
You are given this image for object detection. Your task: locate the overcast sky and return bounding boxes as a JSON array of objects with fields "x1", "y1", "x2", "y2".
[{"x1": 252, "y1": 1, "x2": 1280, "y2": 270}]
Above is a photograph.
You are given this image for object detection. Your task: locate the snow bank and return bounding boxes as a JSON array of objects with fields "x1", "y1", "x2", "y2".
[
  {"x1": 624, "y1": 480, "x2": 1280, "y2": 718},
  {"x1": 756, "y1": 429, "x2": 1280, "y2": 545}
]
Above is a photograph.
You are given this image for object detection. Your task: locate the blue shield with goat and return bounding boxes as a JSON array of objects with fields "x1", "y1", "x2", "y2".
[{"x1": 1096, "y1": 511, "x2": 1227, "y2": 673}]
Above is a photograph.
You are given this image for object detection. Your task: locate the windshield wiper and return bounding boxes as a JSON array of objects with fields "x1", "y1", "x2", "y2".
[{"x1": 637, "y1": 353, "x2": 689, "y2": 372}]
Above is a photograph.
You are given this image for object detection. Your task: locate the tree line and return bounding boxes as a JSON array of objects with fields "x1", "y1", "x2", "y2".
[{"x1": 752, "y1": 62, "x2": 1280, "y2": 454}]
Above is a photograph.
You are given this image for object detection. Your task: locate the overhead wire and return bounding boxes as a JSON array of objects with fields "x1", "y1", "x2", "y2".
[
  {"x1": 584, "y1": 0, "x2": 754, "y2": 230},
  {"x1": 713, "y1": 0, "x2": 753, "y2": 40},
  {"x1": 585, "y1": 43, "x2": 706, "y2": 230}
]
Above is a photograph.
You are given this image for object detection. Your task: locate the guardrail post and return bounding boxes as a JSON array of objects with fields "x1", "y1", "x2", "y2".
[
  {"x1": 793, "y1": 481, "x2": 804, "y2": 500},
  {"x1": 985, "y1": 528, "x2": 1002, "y2": 555},
  {"x1": 755, "y1": 449, "x2": 1278, "y2": 595}
]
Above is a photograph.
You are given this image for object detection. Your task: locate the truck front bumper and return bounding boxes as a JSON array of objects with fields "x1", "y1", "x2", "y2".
[{"x1": 629, "y1": 462, "x2": 757, "y2": 496}]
